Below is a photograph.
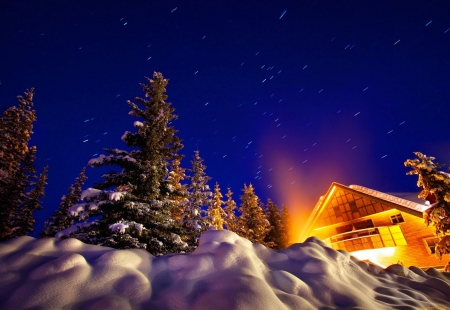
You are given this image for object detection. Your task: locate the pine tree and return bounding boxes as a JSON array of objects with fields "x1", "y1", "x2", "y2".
[
  {"x1": 208, "y1": 182, "x2": 226, "y2": 230},
  {"x1": 265, "y1": 198, "x2": 284, "y2": 249},
  {"x1": 13, "y1": 165, "x2": 49, "y2": 237},
  {"x1": 405, "y1": 152, "x2": 450, "y2": 259},
  {"x1": 0, "y1": 88, "x2": 48, "y2": 241},
  {"x1": 280, "y1": 204, "x2": 292, "y2": 249},
  {"x1": 182, "y1": 150, "x2": 212, "y2": 248},
  {"x1": 224, "y1": 187, "x2": 239, "y2": 232},
  {"x1": 238, "y1": 183, "x2": 270, "y2": 245},
  {"x1": 168, "y1": 158, "x2": 189, "y2": 222},
  {"x1": 41, "y1": 167, "x2": 87, "y2": 238},
  {"x1": 56, "y1": 73, "x2": 188, "y2": 256}
]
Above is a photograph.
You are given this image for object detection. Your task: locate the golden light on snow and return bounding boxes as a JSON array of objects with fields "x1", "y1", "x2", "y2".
[{"x1": 350, "y1": 247, "x2": 397, "y2": 269}]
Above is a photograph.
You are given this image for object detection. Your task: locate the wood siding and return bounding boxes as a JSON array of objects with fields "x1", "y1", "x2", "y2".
[{"x1": 309, "y1": 207, "x2": 449, "y2": 268}]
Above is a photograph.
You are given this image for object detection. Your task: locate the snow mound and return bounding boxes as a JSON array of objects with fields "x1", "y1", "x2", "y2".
[{"x1": 1, "y1": 230, "x2": 450, "y2": 309}]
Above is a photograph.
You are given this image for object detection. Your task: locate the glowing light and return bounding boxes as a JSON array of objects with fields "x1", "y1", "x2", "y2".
[{"x1": 351, "y1": 247, "x2": 396, "y2": 269}]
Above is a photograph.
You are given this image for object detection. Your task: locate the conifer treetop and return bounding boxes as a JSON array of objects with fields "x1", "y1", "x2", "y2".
[
  {"x1": 0, "y1": 88, "x2": 47, "y2": 241},
  {"x1": 405, "y1": 152, "x2": 450, "y2": 259},
  {"x1": 55, "y1": 74, "x2": 188, "y2": 256}
]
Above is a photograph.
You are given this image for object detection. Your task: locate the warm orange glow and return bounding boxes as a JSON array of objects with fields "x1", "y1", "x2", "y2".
[
  {"x1": 299, "y1": 186, "x2": 336, "y2": 241},
  {"x1": 351, "y1": 247, "x2": 397, "y2": 269},
  {"x1": 260, "y1": 135, "x2": 346, "y2": 245},
  {"x1": 262, "y1": 150, "x2": 310, "y2": 244}
]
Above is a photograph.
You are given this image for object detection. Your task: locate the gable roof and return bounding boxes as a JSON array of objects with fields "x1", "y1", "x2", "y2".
[
  {"x1": 349, "y1": 185, "x2": 430, "y2": 213},
  {"x1": 299, "y1": 182, "x2": 431, "y2": 241}
]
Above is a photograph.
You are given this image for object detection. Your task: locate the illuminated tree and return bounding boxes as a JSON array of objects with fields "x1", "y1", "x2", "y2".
[
  {"x1": 238, "y1": 183, "x2": 270, "y2": 245},
  {"x1": 56, "y1": 73, "x2": 188, "y2": 255},
  {"x1": 224, "y1": 187, "x2": 239, "y2": 232},
  {"x1": 41, "y1": 167, "x2": 87, "y2": 238},
  {"x1": 168, "y1": 158, "x2": 189, "y2": 222},
  {"x1": 280, "y1": 204, "x2": 292, "y2": 248},
  {"x1": 405, "y1": 152, "x2": 450, "y2": 259},
  {"x1": 0, "y1": 88, "x2": 48, "y2": 241},
  {"x1": 265, "y1": 198, "x2": 284, "y2": 249},
  {"x1": 208, "y1": 182, "x2": 226, "y2": 230}
]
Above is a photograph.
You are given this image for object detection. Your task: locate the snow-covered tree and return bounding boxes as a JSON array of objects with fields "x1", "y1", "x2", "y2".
[
  {"x1": 0, "y1": 88, "x2": 48, "y2": 241},
  {"x1": 405, "y1": 152, "x2": 450, "y2": 259},
  {"x1": 280, "y1": 204, "x2": 292, "y2": 249},
  {"x1": 237, "y1": 183, "x2": 270, "y2": 245},
  {"x1": 224, "y1": 187, "x2": 239, "y2": 232},
  {"x1": 183, "y1": 150, "x2": 212, "y2": 248},
  {"x1": 56, "y1": 72, "x2": 188, "y2": 256},
  {"x1": 264, "y1": 198, "x2": 284, "y2": 249},
  {"x1": 208, "y1": 182, "x2": 226, "y2": 230},
  {"x1": 41, "y1": 167, "x2": 87, "y2": 238}
]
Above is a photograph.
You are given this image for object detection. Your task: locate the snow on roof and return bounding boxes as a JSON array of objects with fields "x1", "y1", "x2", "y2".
[
  {"x1": 1, "y1": 231, "x2": 449, "y2": 309},
  {"x1": 349, "y1": 184, "x2": 430, "y2": 213}
]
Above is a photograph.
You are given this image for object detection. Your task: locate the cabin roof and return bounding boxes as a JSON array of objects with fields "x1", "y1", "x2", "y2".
[{"x1": 349, "y1": 185, "x2": 430, "y2": 213}]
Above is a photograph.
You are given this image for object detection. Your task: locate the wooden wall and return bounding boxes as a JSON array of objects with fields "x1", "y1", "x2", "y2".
[{"x1": 309, "y1": 208, "x2": 449, "y2": 268}]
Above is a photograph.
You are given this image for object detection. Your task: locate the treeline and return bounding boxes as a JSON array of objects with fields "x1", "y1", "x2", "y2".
[{"x1": 0, "y1": 72, "x2": 291, "y2": 255}]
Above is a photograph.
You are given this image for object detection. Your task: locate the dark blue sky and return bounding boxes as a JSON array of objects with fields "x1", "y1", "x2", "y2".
[{"x1": 1, "y1": 1, "x2": 449, "y2": 239}]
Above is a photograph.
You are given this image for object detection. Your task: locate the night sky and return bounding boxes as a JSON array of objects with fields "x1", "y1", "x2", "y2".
[{"x1": 1, "y1": 1, "x2": 449, "y2": 241}]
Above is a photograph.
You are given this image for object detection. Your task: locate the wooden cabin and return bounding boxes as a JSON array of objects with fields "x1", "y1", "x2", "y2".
[{"x1": 300, "y1": 182, "x2": 449, "y2": 270}]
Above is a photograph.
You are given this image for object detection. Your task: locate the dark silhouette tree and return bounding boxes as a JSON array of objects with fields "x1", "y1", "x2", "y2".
[
  {"x1": 0, "y1": 88, "x2": 48, "y2": 241},
  {"x1": 41, "y1": 167, "x2": 87, "y2": 238},
  {"x1": 265, "y1": 198, "x2": 284, "y2": 249}
]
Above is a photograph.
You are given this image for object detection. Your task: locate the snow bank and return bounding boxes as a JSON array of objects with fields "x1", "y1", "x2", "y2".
[{"x1": 1, "y1": 231, "x2": 449, "y2": 309}]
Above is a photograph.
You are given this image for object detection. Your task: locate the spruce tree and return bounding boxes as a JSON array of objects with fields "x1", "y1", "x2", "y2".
[
  {"x1": 405, "y1": 152, "x2": 450, "y2": 259},
  {"x1": 265, "y1": 198, "x2": 284, "y2": 249},
  {"x1": 183, "y1": 150, "x2": 212, "y2": 248},
  {"x1": 0, "y1": 88, "x2": 48, "y2": 241},
  {"x1": 208, "y1": 182, "x2": 226, "y2": 230},
  {"x1": 238, "y1": 183, "x2": 270, "y2": 245},
  {"x1": 224, "y1": 187, "x2": 239, "y2": 232},
  {"x1": 56, "y1": 72, "x2": 188, "y2": 256},
  {"x1": 168, "y1": 158, "x2": 189, "y2": 222},
  {"x1": 280, "y1": 204, "x2": 292, "y2": 249},
  {"x1": 41, "y1": 167, "x2": 87, "y2": 238}
]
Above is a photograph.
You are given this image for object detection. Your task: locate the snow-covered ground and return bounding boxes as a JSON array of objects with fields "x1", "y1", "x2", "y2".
[{"x1": 1, "y1": 230, "x2": 449, "y2": 309}]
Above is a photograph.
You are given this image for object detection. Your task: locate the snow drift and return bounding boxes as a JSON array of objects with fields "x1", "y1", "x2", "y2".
[{"x1": 1, "y1": 230, "x2": 449, "y2": 309}]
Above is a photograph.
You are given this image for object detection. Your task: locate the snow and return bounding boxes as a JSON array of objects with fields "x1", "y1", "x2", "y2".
[
  {"x1": 1, "y1": 231, "x2": 449, "y2": 309},
  {"x1": 87, "y1": 154, "x2": 106, "y2": 165},
  {"x1": 68, "y1": 202, "x2": 101, "y2": 216},
  {"x1": 121, "y1": 131, "x2": 131, "y2": 141},
  {"x1": 123, "y1": 155, "x2": 136, "y2": 163},
  {"x1": 133, "y1": 121, "x2": 143, "y2": 127},
  {"x1": 68, "y1": 203, "x2": 85, "y2": 216},
  {"x1": 80, "y1": 188, "x2": 102, "y2": 200},
  {"x1": 350, "y1": 184, "x2": 431, "y2": 213},
  {"x1": 109, "y1": 191, "x2": 126, "y2": 201},
  {"x1": 109, "y1": 222, "x2": 130, "y2": 234},
  {"x1": 54, "y1": 222, "x2": 94, "y2": 239}
]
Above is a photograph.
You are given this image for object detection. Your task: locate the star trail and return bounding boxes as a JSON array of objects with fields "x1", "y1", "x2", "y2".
[{"x1": 0, "y1": 1, "x2": 449, "y2": 234}]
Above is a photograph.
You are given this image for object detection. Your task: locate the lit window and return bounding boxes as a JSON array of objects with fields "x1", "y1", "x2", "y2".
[
  {"x1": 390, "y1": 214, "x2": 404, "y2": 224},
  {"x1": 379, "y1": 226, "x2": 407, "y2": 246},
  {"x1": 423, "y1": 237, "x2": 440, "y2": 254}
]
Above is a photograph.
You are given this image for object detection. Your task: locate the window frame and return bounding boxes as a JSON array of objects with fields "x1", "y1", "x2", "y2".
[
  {"x1": 423, "y1": 237, "x2": 440, "y2": 255},
  {"x1": 390, "y1": 213, "x2": 405, "y2": 224}
]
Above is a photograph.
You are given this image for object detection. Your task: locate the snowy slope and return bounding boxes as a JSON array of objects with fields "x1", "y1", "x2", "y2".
[{"x1": 1, "y1": 230, "x2": 449, "y2": 309}]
